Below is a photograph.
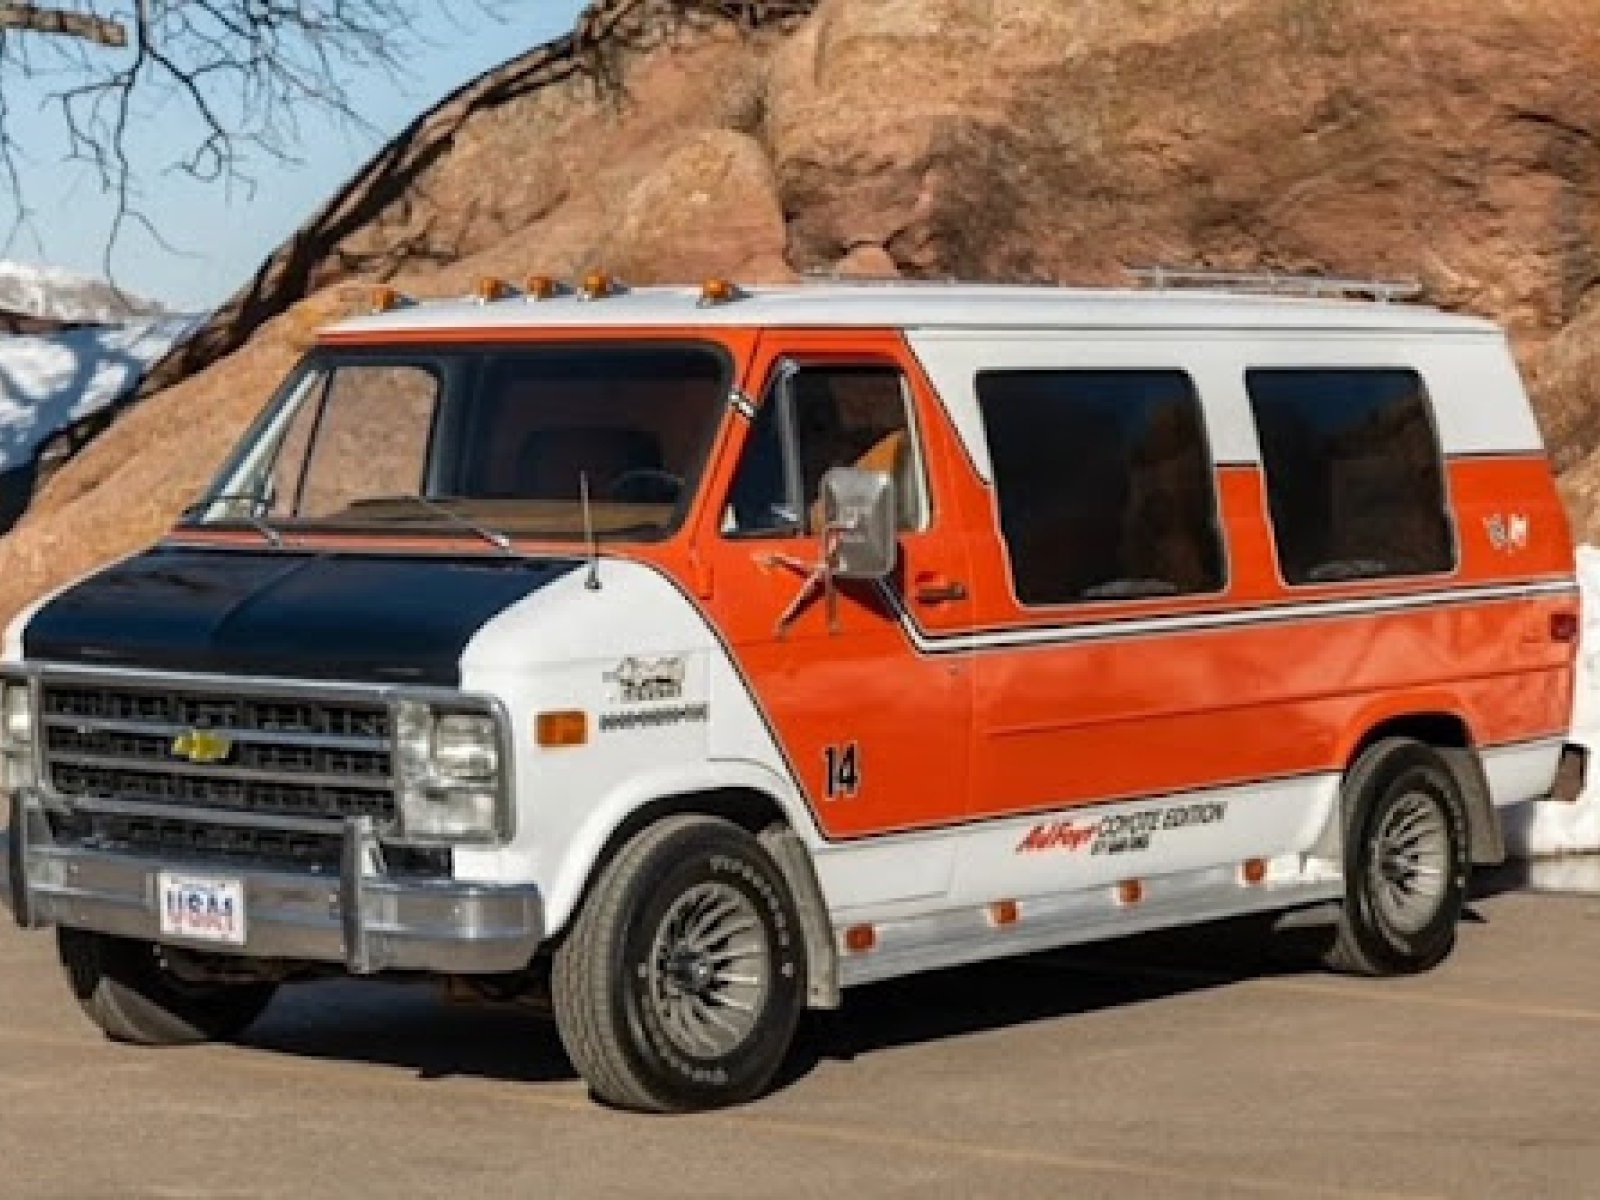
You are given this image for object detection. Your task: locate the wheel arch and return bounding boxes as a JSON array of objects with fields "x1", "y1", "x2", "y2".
[
  {"x1": 1337, "y1": 709, "x2": 1503, "y2": 867},
  {"x1": 542, "y1": 763, "x2": 840, "y2": 1008}
]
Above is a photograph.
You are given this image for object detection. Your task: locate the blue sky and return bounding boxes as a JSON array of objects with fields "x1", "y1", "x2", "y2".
[{"x1": 3, "y1": 2, "x2": 587, "y2": 311}]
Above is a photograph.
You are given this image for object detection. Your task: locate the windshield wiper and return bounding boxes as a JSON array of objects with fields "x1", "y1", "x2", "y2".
[
  {"x1": 180, "y1": 492, "x2": 284, "y2": 549},
  {"x1": 375, "y1": 494, "x2": 516, "y2": 556}
]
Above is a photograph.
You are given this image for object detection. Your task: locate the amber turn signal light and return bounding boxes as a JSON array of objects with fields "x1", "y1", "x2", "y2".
[
  {"x1": 525, "y1": 274, "x2": 559, "y2": 300},
  {"x1": 1117, "y1": 879, "x2": 1144, "y2": 905},
  {"x1": 1242, "y1": 858, "x2": 1268, "y2": 885},
  {"x1": 989, "y1": 899, "x2": 1020, "y2": 927},
  {"x1": 536, "y1": 710, "x2": 589, "y2": 748}
]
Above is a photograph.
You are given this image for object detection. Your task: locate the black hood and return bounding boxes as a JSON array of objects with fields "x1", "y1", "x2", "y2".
[{"x1": 22, "y1": 545, "x2": 580, "y2": 686}]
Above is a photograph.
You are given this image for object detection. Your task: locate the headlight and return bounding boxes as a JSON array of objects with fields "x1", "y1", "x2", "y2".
[
  {"x1": 393, "y1": 700, "x2": 505, "y2": 843},
  {"x1": 1, "y1": 680, "x2": 36, "y2": 792}
]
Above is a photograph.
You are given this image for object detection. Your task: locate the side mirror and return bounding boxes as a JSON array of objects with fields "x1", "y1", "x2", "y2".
[{"x1": 821, "y1": 467, "x2": 898, "y2": 581}]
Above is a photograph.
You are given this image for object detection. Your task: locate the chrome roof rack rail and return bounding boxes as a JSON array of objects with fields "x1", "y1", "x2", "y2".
[{"x1": 1130, "y1": 266, "x2": 1423, "y2": 304}]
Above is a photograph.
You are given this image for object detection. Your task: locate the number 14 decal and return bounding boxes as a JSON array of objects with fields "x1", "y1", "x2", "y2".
[{"x1": 823, "y1": 742, "x2": 861, "y2": 800}]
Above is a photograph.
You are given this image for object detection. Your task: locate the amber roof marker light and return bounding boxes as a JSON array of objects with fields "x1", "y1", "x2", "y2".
[
  {"x1": 525, "y1": 274, "x2": 562, "y2": 301},
  {"x1": 368, "y1": 285, "x2": 412, "y2": 314},
  {"x1": 474, "y1": 276, "x2": 514, "y2": 304},
  {"x1": 698, "y1": 277, "x2": 746, "y2": 308},
  {"x1": 578, "y1": 270, "x2": 619, "y2": 301}
]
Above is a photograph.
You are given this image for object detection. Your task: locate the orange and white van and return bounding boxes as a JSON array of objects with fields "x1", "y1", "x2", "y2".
[{"x1": 1, "y1": 274, "x2": 1582, "y2": 1110}]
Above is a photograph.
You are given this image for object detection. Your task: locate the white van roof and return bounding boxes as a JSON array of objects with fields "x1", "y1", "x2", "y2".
[{"x1": 328, "y1": 283, "x2": 1503, "y2": 338}]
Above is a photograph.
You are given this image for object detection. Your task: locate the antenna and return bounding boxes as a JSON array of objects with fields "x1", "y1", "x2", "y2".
[{"x1": 580, "y1": 471, "x2": 602, "y2": 591}]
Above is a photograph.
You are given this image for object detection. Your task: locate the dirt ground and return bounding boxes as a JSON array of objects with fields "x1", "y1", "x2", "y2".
[{"x1": 2, "y1": 875, "x2": 1599, "y2": 1199}]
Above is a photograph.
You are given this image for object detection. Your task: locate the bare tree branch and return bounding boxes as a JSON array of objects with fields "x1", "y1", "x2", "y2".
[{"x1": 0, "y1": 3, "x2": 126, "y2": 46}]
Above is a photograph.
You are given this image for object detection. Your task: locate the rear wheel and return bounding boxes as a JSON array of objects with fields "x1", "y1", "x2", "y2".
[
  {"x1": 56, "y1": 928, "x2": 277, "y2": 1045},
  {"x1": 552, "y1": 815, "x2": 805, "y2": 1112},
  {"x1": 1325, "y1": 739, "x2": 1469, "y2": 976}
]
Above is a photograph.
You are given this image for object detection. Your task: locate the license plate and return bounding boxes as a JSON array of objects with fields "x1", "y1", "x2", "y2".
[{"x1": 158, "y1": 874, "x2": 247, "y2": 946}]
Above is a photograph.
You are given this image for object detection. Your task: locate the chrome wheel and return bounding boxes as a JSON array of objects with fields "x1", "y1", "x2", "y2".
[
  {"x1": 1368, "y1": 789, "x2": 1449, "y2": 935},
  {"x1": 645, "y1": 881, "x2": 769, "y2": 1058}
]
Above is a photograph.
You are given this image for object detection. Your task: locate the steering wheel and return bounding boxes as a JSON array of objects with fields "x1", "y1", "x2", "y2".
[{"x1": 605, "y1": 468, "x2": 684, "y2": 504}]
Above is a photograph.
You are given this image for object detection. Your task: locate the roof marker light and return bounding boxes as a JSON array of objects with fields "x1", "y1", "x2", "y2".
[
  {"x1": 698, "y1": 277, "x2": 744, "y2": 307},
  {"x1": 369, "y1": 285, "x2": 409, "y2": 314},
  {"x1": 525, "y1": 274, "x2": 560, "y2": 301},
  {"x1": 474, "y1": 276, "x2": 513, "y2": 304},
  {"x1": 578, "y1": 270, "x2": 616, "y2": 301}
]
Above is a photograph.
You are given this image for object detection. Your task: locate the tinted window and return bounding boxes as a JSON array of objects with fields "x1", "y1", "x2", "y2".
[
  {"x1": 977, "y1": 371, "x2": 1224, "y2": 605},
  {"x1": 1247, "y1": 370, "x2": 1454, "y2": 584},
  {"x1": 726, "y1": 364, "x2": 928, "y2": 536}
]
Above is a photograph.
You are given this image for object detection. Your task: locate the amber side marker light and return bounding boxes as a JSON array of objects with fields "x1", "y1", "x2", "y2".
[
  {"x1": 536, "y1": 710, "x2": 589, "y2": 748},
  {"x1": 1117, "y1": 879, "x2": 1144, "y2": 906},
  {"x1": 844, "y1": 924, "x2": 877, "y2": 953},
  {"x1": 989, "y1": 899, "x2": 1020, "y2": 927},
  {"x1": 525, "y1": 274, "x2": 560, "y2": 301},
  {"x1": 1242, "y1": 858, "x2": 1268, "y2": 886}
]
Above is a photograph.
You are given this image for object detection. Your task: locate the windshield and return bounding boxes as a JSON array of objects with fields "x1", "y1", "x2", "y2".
[{"x1": 189, "y1": 342, "x2": 731, "y2": 541}]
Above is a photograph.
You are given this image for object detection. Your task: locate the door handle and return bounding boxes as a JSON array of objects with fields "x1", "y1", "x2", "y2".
[{"x1": 913, "y1": 573, "x2": 968, "y2": 605}]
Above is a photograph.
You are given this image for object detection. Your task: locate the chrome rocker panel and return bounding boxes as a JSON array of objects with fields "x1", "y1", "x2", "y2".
[{"x1": 3, "y1": 791, "x2": 543, "y2": 975}]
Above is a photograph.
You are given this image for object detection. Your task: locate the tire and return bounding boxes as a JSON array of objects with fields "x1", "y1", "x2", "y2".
[
  {"x1": 1324, "y1": 738, "x2": 1470, "y2": 976},
  {"x1": 552, "y1": 815, "x2": 806, "y2": 1112},
  {"x1": 56, "y1": 928, "x2": 277, "y2": 1045}
]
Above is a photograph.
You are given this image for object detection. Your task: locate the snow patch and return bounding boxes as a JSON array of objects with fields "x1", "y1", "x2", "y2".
[
  {"x1": 1502, "y1": 544, "x2": 1600, "y2": 857},
  {"x1": 0, "y1": 317, "x2": 199, "y2": 471},
  {"x1": 0, "y1": 260, "x2": 163, "y2": 324}
]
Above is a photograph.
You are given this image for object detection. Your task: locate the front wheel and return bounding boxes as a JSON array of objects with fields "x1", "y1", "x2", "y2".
[
  {"x1": 552, "y1": 816, "x2": 805, "y2": 1112},
  {"x1": 56, "y1": 928, "x2": 278, "y2": 1045},
  {"x1": 1325, "y1": 739, "x2": 1470, "y2": 976}
]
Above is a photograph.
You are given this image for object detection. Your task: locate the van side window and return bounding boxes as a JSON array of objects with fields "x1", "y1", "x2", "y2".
[
  {"x1": 725, "y1": 364, "x2": 929, "y2": 536},
  {"x1": 977, "y1": 370, "x2": 1225, "y2": 605},
  {"x1": 1246, "y1": 369, "x2": 1454, "y2": 585}
]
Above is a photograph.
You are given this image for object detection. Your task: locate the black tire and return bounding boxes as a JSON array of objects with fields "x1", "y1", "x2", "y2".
[
  {"x1": 1324, "y1": 738, "x2": 1470, "y2": 976},
  {"x1": 56, "y1": 928, "x2": 277, "y2": 1045},
  {"x1": 552, "y1": 815, "x2": 806, "y2": 1112}
]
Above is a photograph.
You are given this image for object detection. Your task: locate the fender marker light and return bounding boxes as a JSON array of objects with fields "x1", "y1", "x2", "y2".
[
  {"x1": 1242, "y1": 858, "x2": 1268, "y2": 886},
  {"x1": 1117, "y1": 879, "x2": 1144, "y2": 906},
  {"x1": 536, "y1": 710, "x2": 589, "y2": 748}
]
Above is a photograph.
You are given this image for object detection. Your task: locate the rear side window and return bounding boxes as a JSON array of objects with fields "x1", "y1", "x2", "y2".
[
  {"x1": 977, "y1": 370, "x2": 1225, "y2": 605},
  {"x1": 1247, "y1": 370, "x2": 1454, "y2": 585}
]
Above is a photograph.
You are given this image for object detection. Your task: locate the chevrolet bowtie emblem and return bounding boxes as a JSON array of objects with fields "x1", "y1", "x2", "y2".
[{"x1": 171, "y1": 729, "x2": 233, "y2": 765}]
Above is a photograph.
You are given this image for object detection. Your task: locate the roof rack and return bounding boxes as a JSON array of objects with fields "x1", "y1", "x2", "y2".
[{"x1": 1130, "y1": 267, "x2": 1423, "y2": 304}]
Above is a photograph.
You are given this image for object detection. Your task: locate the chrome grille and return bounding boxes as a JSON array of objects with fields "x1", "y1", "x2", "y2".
[{"x1": 41, "y1": 681, "x2": 396, "y2": 825}]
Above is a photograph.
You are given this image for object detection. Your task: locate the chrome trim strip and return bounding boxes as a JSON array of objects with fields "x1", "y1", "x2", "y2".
[
  {"x1": 51, "y1": 795, "x2": 352, "y2": 835},
  {"x1": 41, "y1": 715, "x2": 391, "y2": 753},
  {"x1": 888, "y1": 578, "x2": 1580, "y2": 655},
  {"x1": 45, "y1": 751, "x2": 392, "y2": 791}
]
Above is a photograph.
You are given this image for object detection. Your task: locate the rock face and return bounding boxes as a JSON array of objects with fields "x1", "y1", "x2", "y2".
[{"x1": 6, "y1": 0, "x2": 1600, "y2": 626}]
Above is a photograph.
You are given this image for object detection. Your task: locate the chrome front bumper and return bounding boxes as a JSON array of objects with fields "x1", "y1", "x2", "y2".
[{"x1": 2, "y1": 792, "x2": 543, "y2": 975}]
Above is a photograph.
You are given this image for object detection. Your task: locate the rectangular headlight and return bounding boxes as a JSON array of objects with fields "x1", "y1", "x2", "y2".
[
  {"x1": 393, "y1": 699, "x2": 506, "y2": 843},
  {"x1": 1, "y1": 680, "x2": 36, "y2": 792}
]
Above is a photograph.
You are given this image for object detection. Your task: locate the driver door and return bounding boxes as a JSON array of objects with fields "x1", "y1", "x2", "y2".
[{"x1": 699, "y1": 333, "x2": 974, "y2": 902}]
